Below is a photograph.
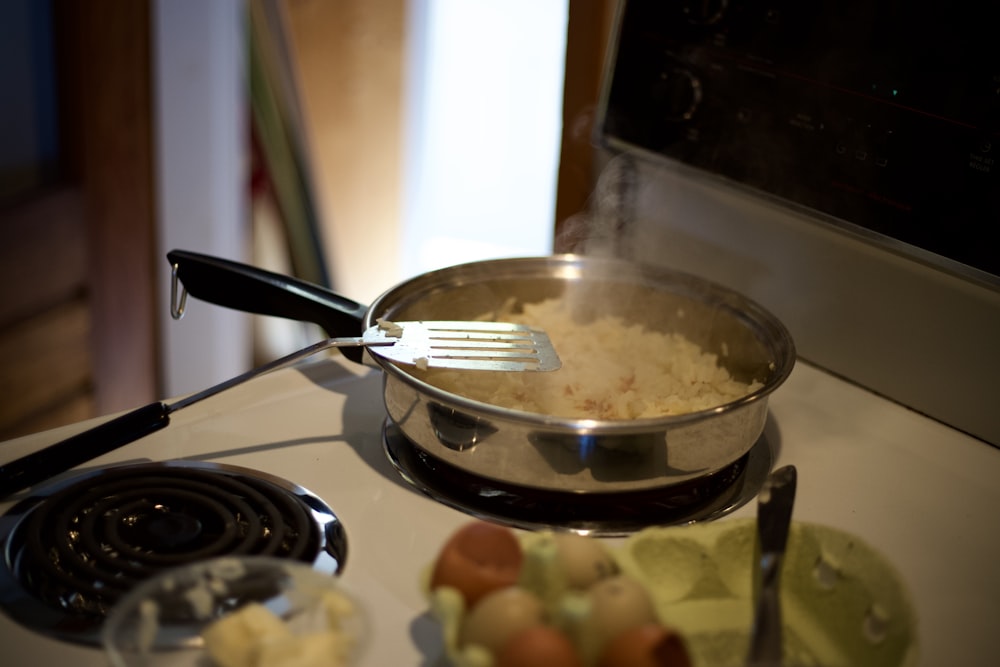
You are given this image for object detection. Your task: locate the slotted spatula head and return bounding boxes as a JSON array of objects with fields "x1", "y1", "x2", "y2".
[{"x1": 362, "y1": 320, "x2": 561, "y2": 371}]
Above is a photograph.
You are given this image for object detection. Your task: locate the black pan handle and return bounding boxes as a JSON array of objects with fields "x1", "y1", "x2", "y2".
[
  {"x1": 0, "y1": 402, "x2": 169, "y2": 499},
  {"x1": 167, "y1": 249, "x2": 368, "y2": 363}
]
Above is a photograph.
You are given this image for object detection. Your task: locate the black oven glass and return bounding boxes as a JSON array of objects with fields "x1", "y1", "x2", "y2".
[{"x1": 600, "y1": 0, "x2": 999, "y2": 281}]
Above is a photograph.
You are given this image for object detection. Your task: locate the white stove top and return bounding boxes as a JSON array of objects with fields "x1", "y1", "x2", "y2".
[{"x1": 1, "y1": 356, "x2": 998, "y2": 666}]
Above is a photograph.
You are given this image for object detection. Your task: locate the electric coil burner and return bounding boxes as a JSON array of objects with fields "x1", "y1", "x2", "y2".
[
  {"x1": 382, "y1": 419, "x2": 771, "y2": 535},
  {"x1": 0, "y1": 461, "x2": 347, "y2": 645}
]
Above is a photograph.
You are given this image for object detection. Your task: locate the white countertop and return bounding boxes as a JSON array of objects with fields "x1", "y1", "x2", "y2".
[{"x1": 1, "y1": 357, "x2": 998, "y2": 666}]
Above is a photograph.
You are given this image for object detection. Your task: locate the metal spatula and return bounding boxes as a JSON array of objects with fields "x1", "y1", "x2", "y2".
[
  {"x1": 358, "y1": 319, "x2": 561, "y2": 371},
  {"x1": 0, "y1": 321, "x2": 559, "y2": 499}
]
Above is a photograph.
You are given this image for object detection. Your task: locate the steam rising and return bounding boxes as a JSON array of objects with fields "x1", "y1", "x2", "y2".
[{"x1": 556, "y1": 154, "x2": 640, "y2": 258}]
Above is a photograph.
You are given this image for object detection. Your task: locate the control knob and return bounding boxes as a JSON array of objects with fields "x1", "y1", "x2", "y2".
[
  {"x1": 651, "y1": 67, "x2": 703, "y2": 122},
  {"x1": 682, "y1": 0, "x2": 729, "y2": 25}
]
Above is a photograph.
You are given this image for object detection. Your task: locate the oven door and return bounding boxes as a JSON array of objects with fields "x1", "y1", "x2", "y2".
[{"x1": 579, "y1": 0, "x2": 1000, "y2": 445}]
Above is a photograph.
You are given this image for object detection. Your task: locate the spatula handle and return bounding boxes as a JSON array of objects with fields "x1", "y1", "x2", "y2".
[
  {"x1": 0, "y1": 402, "x2": 170, "y2": 499},
  {"x1": 167, "y1": 249, "x2": 369, "y2": 363},
  {"x1": 0, "y1": 334, "x2": 380, "y2": 499}
]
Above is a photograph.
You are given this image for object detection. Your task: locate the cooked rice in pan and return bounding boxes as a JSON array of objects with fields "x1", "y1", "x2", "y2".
[{"x1": 411, "y1": 297, "x2": 761, "y2": 420}]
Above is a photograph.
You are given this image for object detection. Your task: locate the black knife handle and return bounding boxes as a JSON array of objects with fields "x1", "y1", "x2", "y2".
[
  {"x1": 167, "y1": 249, "x2": 368, "y2": 363},
  {"x1": 0, "y1": 402, "x2": 170, "y2": 499}
]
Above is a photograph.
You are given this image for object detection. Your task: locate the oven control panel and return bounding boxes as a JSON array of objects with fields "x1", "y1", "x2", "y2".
[{"x1": 599, "y1": 0, "x2": 999, "y2": 281}]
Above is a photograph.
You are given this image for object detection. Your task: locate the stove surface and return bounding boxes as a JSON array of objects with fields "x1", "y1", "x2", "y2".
[{"x1": 1, "y1": 357, "x2": 998, "y2": 665}]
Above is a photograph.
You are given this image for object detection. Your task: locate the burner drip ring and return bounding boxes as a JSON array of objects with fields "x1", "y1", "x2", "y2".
[{"x1": 0, "y1": 463, "x2": 341, "y2": 634}]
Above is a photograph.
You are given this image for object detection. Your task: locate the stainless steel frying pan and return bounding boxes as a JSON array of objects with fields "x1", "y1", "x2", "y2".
[{"x1": 168, "y1": 250, "x2": 795, "y2": 493}]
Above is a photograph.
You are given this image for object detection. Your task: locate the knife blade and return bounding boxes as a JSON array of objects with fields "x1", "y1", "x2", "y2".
[{"x1": 747, "y1": 464, "x2": 797, "y2": 666}]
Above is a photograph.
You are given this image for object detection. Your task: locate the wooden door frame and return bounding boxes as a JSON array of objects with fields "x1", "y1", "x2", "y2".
[
  {"x1": 59, "y1": 0, "x2": 158, "y2": 415},
  {"x1": 2, "y1": 1, "x2": 157, "y2": 437},
  {"x1": 555, "y1": 0, "x2": 618, "y2": 248}
]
